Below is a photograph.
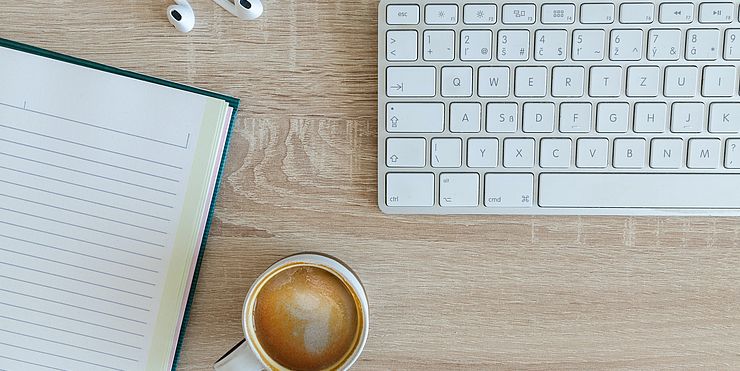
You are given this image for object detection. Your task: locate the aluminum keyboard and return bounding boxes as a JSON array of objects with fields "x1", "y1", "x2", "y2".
[{"x1": 378, "y1": 0, "x2": 740, "y2": 215}]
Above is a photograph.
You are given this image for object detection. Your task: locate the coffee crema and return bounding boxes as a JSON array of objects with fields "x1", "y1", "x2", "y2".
[{"x1": 252, "y1": 265, "x2": 360, "y2": 371}]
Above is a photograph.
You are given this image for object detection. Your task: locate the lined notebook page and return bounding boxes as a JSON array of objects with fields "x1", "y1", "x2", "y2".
[{"x1": 0, "y1": 46, "x2": 230, "y2": 370}]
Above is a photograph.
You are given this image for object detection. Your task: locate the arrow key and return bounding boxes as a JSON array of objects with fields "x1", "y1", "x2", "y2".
[
  {"x1": 386, "y1": 138, "x2": 426, "y2": 167},
  {"x1": 386, "y1": 30, "x2": 418, "y2": 61}
]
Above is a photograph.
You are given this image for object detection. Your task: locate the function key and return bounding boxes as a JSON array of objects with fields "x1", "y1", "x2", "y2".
[
  {"x1": 659, "y1": 2, "x2": 694, "y2": 23},
  {"x1": 620, "y1": 2, "x2": 655, "y2": 23},
  {"x1": 425, "y1": 4, "x2": 458, "y2": 25},
  {"x1": 386, "y1": 4, "x2": 420, "y2": 25},
  {"x1": 502, "y1": 3, "x2": 536, "y2": 24},
  {"x1": 699, "y1": 2, "x2": 734, "y2": 23},
  {"x1": 463, "y1": 4, "x2": 497, "y2": 24},
  {"x1": 580, "y1": 3, "x2": 615, "y2": 24},
  {"x1": 541, "y1": 4, "x2": 575, "y2": 24}
]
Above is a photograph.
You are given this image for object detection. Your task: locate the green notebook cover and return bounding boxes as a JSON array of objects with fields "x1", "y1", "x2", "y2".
[{"x1": 0, "y1": 37, "x2": 239, "y2": 370}]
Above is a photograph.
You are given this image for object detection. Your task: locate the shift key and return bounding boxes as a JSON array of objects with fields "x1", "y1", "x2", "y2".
[{"x1": 386, "y1": 67, "x2": 436, "y2": 97}]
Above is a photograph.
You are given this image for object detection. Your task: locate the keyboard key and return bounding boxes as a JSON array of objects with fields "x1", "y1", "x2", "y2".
[
  {"x1": 386, "y1": 138, "x2": 426, "y2": 167},
  {"x1": 576, "y1": 138, "x2": 609, "y2": 168},
  {"x1": 534, "y1": 30, "x2": 567, "y2": 61},
  {"x1": 627, "y1": 66, "x2": 660, "y2": 97},
  {"x1": 725, "y1": 29, "x2": 740, "y2": 60},
  {"x1": 725, "y1": 139, "x2": 740, "y2": 168},
  {"x1": 572, "y1": 29, "x2": 606, "y2": 60},
  {"x1": 497, "y1": 30, "x2": 530, "y2": 61},
  {"x1": 650, "y1": 138, "x2": 683, "y2": 168},
  {"x1": 634, "y1": 103, "x2": 667, "y2": 133},
  {"x1": 386, "y1": 67, "x2": 435, "y2": 97},
  {"x1": 523, "y1": 102, "x2": 555, "y2": 132},
  {"x1": 484, "y1": 173, "x2": 534, "y2": 208},
  {"x1": 702, "y1": 66, "x2": 736, "y2": 97},
  {"x1": 386, "y1": 173, "x2": 434, "y2": 207},
  {"x1": 589, "y1": 66, "x2": 622, "y2": 97},
  {"x1": 425, "y1": 4, "x2": 458, "y2": 25},
  {"x1": 596, "y1": 102, "x2": 629, "y2": 133},
  {"x1": 686, "y1": 29, "x2": 721, "y2": 60},
  {"x1": 386, "y1": 30, "x2": 417, "y2": 61},
  {"x1": 386, "y1": 103, "x2": 444, "y2": 132},
  {"x1": 514, "y1": 66, "x2": 547, "y2": 97},
  {"x1": 709, "y1": 103, "x2": 740, "y2": 133},
  {"x1": 460, "y1": 30, "x2": 493, "y2": 61},
  {"x1": 423, "y1": 30, "x2": 455, "y2": 61},
  {"x1": 503, "y1": 138, "x2": 535, "y2": 168},
  {"x1": 441, "y1": 66, "x2": 473, "y2": 97},
  {"x1": 463, "y1": 4, "x2": 497, "y2": 24},
  {"x1": 648, "y1": 29, "x2": 682, "y2": 60},
  {"x1": 610, "y1": 29, "x2": 643, "y2": 60},
  {"x1": 439, "y1": 173, "x2": 479, "y2": 207},
  {"x1": 671, "y1": 102, "x2": 705, "y2": 133},
  {"x1": 502, "y1": 3, "x2": 536, "y2": 24},
  {"x1": 664, "y1": 66, "x2": 698, "y2": 97},
  {"x1": 559, "y1": 103, "x2": 592, "y2": 133},
  {"x1": 688, "y1": 138, "x2": 721, "y2": 168},
  {"x1": 540, "y1": 138, "x2": 572, "y2": 168},
  {"x1": 431, "y1": 138, "x2": 462, "y2": 167},
  {"x1": 699, "y1": 2, "x2": 734, "y2": 23},
  {"x1": 552, "y1": 66, "x2": 584, "y2": 97},
  {"x1": 659, "y1": 2, "x2": 694, "y2": 23},
  {"x1": 486, "y1": 103, "x2": 518, "y2": 133},
  {"x1": 541, "y1": 4, "x2": 575, "y2": 24},
  {"x1": 620, "y1": 3, "x2": 655, "y2": 24},
  {"x1": 467, "y1": 138, "x2": 499, "y2": 168},
  {"x1": 450, "y1": 102, "x2": 481, "y2": 133},
  {"x1": 478, "y1": 67, "x2": 510, "y2": 97},
  {"x1": 613, "y1": 138, "x2": 646, "y2": 168},
  {"x1": 539, "y1": 173, "x2": 740, "y2": 208},
  {"x1": 387, "y1": 4, "x2": 420, "y2": 25},
  {"x1": 581, "y1": 3, "x2": 615, "y2": 24}
]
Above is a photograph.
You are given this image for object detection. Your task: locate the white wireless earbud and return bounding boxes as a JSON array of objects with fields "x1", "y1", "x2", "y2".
[
  {"x1": 212, "y1": 0, "x2": 264, "y2": 20},
  {"x1": 167, "y1": 0, "x2": 195, "y2": 33}
]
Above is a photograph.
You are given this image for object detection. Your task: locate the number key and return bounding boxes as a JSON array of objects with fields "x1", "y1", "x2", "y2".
[
  {"x1": 725, "y1": 29, "x2": 740, "y2": 60},
  {"x1": 460, "y1": 30, "x2": 493, "y2": 61},
  {"x1": 610, "y1": 29, "x2": 643, "y2": 61},
  {"x1": 648, "y1": 29, "x2": 681, "y2": 60},
  {"x1": 686, "y1": 29, "x2": 720, "y2": 60}
]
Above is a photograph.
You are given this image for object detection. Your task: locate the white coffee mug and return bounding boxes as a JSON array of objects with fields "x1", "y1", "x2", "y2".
[{"x1": 214, "y1": 253, "x2": 369, "y2": 371}]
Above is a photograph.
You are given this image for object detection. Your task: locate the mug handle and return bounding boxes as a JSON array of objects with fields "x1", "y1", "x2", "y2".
[{"x1": 213, "y1": 339, "x2": 264, "y2": 371}]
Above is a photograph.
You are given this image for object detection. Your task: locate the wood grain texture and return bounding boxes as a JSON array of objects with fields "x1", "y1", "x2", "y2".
[{"x1": 3, "y1": 1, "x2": 740, "y2": 369}]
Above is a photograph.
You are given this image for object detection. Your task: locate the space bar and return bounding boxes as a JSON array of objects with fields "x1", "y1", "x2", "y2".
[{"x1": 539, "y1": 173, "x2": 740, "y2": 208}]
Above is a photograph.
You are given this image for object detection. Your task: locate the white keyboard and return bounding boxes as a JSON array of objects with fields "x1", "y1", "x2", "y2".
[{"x1": 378, "y1": 0, "x2": 740, "y2": 215}]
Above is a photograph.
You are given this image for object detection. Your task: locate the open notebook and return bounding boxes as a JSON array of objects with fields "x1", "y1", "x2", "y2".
[{"x1": 0, "y1": 39, "x2": 239, "y2": 370}]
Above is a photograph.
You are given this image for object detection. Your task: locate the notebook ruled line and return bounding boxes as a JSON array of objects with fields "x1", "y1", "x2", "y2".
[
  {"x1": 0, "y1": 137, "x2": 180, "y2": 182},
  {"x1": 0, "y1": 100, "x2": 189, "y2": 150},
  {"x1": 0, "y1": 192, "x2": 167, "y2": 234},
  {"x1": 0, "y1": 179, "x2": 171, "y2": 222},
  {"x1": 0, "y1": 122, "x2": 183, "y2": 169},
  {"x1": 0, "y1": 246, "x2": 155, "y2": 286},
  {"x1": 0, "y1": 261, "x2": 153, "y2": 299},
  {"x1": 0, "y1": 341, "x2": 124, "y2": 371},
  {"x1": 0, "y1": 151, "x2": 177, "y2": 196},
  {"x1": 0, "y1": 316, "x2": 141, "y2": 350},
  {"x1": 0, "y1": 288, "x2": 146, "y2": 324},
  {"x1": 0, "y1": 275, "x2": 150, "y2": 312},
  {"x1": 0, "y1": 329, "x2": 139, "y2": 362},
  {"x1": 0, "y1": 220, "x2": 162, "y2": 260},
  {"x1": 0, "y1": 206, "x2": 165, "y2": 248},
  {"x1": 0, "y1": 164, "x2": 175, "y2": 208},
  {"x1": 0, "y1": 233, "x2": 159, "y2": 274},
  {"x1": 0, "y1": 302, "x2": 145, "y2": 337},
  {"x1": 0, "y1": 355, "x2": 65, "y2": 371}
]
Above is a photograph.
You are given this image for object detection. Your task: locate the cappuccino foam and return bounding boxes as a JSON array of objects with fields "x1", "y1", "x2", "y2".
[{"x1": 253, "y1": 265, "x2": 359, "y2": 370}]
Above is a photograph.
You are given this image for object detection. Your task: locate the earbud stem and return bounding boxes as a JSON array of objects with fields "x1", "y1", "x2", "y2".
[{"x1": 212, "y1": 0, "x2": 242, "y2": 18}]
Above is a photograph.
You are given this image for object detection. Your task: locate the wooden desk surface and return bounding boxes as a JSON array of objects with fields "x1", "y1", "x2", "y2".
[{"x1": 3, "y1": 1, "x2": 740, "y2": 369}]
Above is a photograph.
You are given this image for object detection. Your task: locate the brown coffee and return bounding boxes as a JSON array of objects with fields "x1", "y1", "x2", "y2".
[{"x1": 252, "y1": 265, "x2": 360, "y2": 371}]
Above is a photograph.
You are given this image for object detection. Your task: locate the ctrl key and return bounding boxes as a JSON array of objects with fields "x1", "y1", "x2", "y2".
[
  {"x1": 386, "y1": 173, "x2": 434, "y2": 207},
  {"x1": 484, "y1": 173, "x2": 534, "y2": 208}
]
